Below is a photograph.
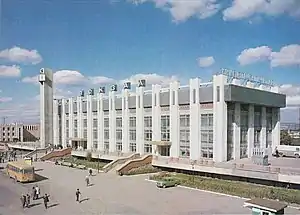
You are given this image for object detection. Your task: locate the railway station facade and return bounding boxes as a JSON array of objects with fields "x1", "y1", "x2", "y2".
[{"x1": 52, "y1": 70, "x2": 286, "y2": 163}]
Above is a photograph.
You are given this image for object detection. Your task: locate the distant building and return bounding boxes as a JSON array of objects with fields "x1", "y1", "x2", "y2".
[{"x1": 0, "y1": 123, "x2": 40, "y2": 143}]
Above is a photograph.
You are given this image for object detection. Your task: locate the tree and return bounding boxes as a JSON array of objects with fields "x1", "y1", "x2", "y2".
[{"x1": 280, "y1": 131, "x2": 293, "y2": 145}]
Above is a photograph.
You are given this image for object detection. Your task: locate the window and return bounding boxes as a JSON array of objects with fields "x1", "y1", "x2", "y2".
[
  {"x1": 201, "y1": 113, "x2": 213, "y2": 159},
  {"x1": 201, "y1": 114, "x2": 213, "y2": 128},
  {"x1": 74, "y1": 119, "x2": 78, "y2": 128},
  {"x1": 93, "y1": 130, "x2": 98, "y2": 139},
  {"x1": 129, "y1": 129, "x2": 136, "y2": 141},
  {"x1": 129, "y1": 117, "x2": 136, "y2": 127},
  {"x1": 83, "y1": 130, "x2": 87, "y2": 138},
  {"x1": 161, "y1": 115, "x2": 170, "y2": 141},
  {"x1": 93, "y1": 142, "x2": 98, "y2": 150},
  {"x1": 180, "y1": 115, "x2": 190, "y2": 127},
  {"x1": 116, "y1": 129, "x2": 122, "y2": 140},
  {"x1": 83, "y1": 119, "x2": 87, "y2": 128},
  {"x1": 104, "y1": 118, "x2": 109, "y2": 127},
  {"x1": 129, "y1": 142, "x2": 136, "y2": 152},
  {"x1": 144, "y1": 116, "x2": 152, "y2": 128},
  {"x1": 172, "y1": 91, "x2": 175, "y2": 105},
  {"x1": 216, "y1": 86, "x2": 220, "y2": 102},
  {"x1": 66, "y1": 120, "x2": 69, "y2": 128},
  {"x1": 116, "y1": 117, "x2": 122, "y2": 128},
  {"x1": 104, "y1": 141, "x2": 109, "y2": 151},
  {"x1": 93, "y1": 119, "x2": 98, "y2": 128},
  {"x1": 104, "y1": 129, "x2": 109, "y2": 139},
  {"x1": 116, "y1": 142, "x2": 122, "y2": 152}
]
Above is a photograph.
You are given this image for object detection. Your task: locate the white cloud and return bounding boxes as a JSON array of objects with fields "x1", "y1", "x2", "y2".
[
  {"x1": 223, "y1": 0, "x2": 300, "y2": 21},
  {"x1": 0, "y1": 65, "x2": 21, "y2": 77},
  {"x1": 237, "y1": 44, "x2": 300, "y2": 67},
  {"x1": 130, "y1": 0, "x2": 221, "y2": 22},
  {"x1": 22, "y1": 70, "x2": 116, "y2": 86},
  {"x1": 270, "y1": 44, "x2": 300, "y2": 67},
  {"x1": 279, "y1": 84, "x2": 300, "y2": 108},
  {"x1": 0, "y1": 46, "x2": 42, "y2": 65},
  {"x1": 121, "y1": 73, "x2": 178, "y2": 86},
  {"x1": 197, "y1": 56, "x2": 215, "y2": 67},
  {"x1": 237, "y1": 46, "x2": 272, "y2": 65},
  {"x1": 0, "y1": 97, "x2": 12, "y2": 103}
]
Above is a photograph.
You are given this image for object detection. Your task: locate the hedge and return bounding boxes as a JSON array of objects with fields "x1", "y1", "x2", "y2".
[
  {"x1": 63, "y1": 156, "x2": 106, "y2": 170},
  {"x1": 125, "y1": 165, "x2": 161, "y2": 175},
  {"x1": 150, "y1": 173, "x2": 300, "y2": 204}
]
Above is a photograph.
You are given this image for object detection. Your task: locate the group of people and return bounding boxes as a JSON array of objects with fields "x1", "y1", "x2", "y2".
[
  {"x1": 0, "y1": 150, "x2": 17, "y2": 163},
  {"x1": 21, "y1": 185, "x2": 50, "y2": 209}
]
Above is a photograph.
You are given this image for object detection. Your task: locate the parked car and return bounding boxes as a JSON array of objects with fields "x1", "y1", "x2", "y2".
[{"x1": 156, "y1": 177, "x2": 179, "y2": 188}]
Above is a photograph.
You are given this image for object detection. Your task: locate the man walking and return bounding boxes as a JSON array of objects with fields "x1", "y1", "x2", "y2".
[
  {"x1": 32, "y1": 187, "x2": 37, "y2": 200},
  {"x1": 20, "y1": 195, "x2": 26, "y2": 208},
  {"x1": 43, "y1": 194, "x2": 50, "y2": 209},
  {"x1": 35, "y1": 185, "x2": 40, "y2": 199},
  {"x1": 85, "y1": 176, "x2": 90, "y2": 187},
  {"x1": 76, "y1": 189, "x2": 81, "y2": 203},
  {"x1": 26, "y1": 194, "x2": 30, "y2": 208}
]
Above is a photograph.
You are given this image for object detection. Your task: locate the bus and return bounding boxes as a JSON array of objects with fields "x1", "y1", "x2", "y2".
[{"x1": 6, "y1": 161, "x2": 35, "y2": 183}]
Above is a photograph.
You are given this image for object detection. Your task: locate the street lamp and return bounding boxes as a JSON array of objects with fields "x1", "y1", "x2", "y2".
[
  {"x1": 97, "y1": 154, "x2": 100, "y2": 173},
  {"x1": 191, "y1": 163, "x2": 195, "y2": 182}
]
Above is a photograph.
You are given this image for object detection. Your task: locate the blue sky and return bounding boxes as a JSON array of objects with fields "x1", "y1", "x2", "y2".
[{"x1": 0, "y1": 0, "x2": 299, "y2": 123}]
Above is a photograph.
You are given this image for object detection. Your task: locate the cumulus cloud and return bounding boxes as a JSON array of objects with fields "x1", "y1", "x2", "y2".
[
  {"x1": 0, "y1": 65, "x2": 21, "y2": 77},
  {"x1": 280, "y1": 84, "x2": 300, "y2": 108},
  {"x1": 120, "y1": 73, "x2": 178, "y2": 86},
  {"x1": 237, "y1": 44, "x2": 300, "y2": 67},
  {"x1": 223, "y1": 0, "x2": 300, "y2": 21},
  {"x1": 130, "y1": 0, "x2": 221, "y2": 22},
  {"x1": 0, "y1": 46, "x2": 42, "y2": 65},
  {"x1": 0, "y1": 97, "x2": 12, "y2": 103},
  {"x1": 237, "y1": 46, "x2": 272, "y2": 65},
  {"x1": 197, "y1": 56, "x2": 215, "y2": 67}
]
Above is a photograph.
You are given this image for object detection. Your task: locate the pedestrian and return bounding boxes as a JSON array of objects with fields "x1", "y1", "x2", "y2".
[
  {"x1": 20, "y1": 195, "x2": 26, "y2": 208},
  {"x1": 89, "y1": 168, "x2": 92, "y2": 176},
  {"x1": 76, "y1": 189, "x2": 81, "y2": 203},
  {"x1": 85, "y1": 176, "x2": 89, "y2": 187},
  {"x1": 32, "y1": 187, "x2": 37, "y2": 200},
  {"x1": 35, "y1": 185, "x2": 40, "y2": 199},
  {"x1": 26, "y1": 194, "x2": 30, "y2": 208},
  {"x1": 43, "y1": 194, "x2": 50, "y2": 209}
]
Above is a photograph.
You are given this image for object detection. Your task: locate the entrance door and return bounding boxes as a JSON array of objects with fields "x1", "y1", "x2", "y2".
[{"x1": 160, "y1": 146, "x2": 170, "y2": 156}]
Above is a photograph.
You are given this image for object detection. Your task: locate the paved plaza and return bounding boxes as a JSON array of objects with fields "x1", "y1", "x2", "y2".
[{"x1": 1, "y1": 162, "x2": 300, "y2": 215}]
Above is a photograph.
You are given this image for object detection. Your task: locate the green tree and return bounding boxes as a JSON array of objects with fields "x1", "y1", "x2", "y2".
[{"x1": 280, "y1": 131, "x2": 292, "y2": 145}]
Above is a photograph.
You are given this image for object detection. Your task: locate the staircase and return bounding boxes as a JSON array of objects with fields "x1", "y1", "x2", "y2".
[
  {"x1": 24, "y1": 146, "x2": 52, "y2": 160},
  {"x1": 40, "y1": 147, "x2": 72, "y2": 161}
]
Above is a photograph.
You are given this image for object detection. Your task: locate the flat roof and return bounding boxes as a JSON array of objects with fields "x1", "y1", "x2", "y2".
[
  {"x1": 7, "y1": 161, "x2": 34, "y2": 170},
  {"x1": 244, "y1": 198, "x2": 287, "y2": 212}
]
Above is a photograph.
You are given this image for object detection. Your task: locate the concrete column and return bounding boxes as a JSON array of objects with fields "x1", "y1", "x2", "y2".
[
  {"x1": 61, "y1": 99, "x2": 66, "y2": 148},
  {"x1": 87, "y1": 94, "x2": 92, "y2": 150},
  {"x1": 151, "y1": 84, "x2": 161, "y2": 155},
  {"x1": 109, "y1": 91, "x2": 116, "y2": 152},
  {"x1": 98, "y1": 93, "x2": 104, "y2": 151},
  {"x1": 272, "y1": 108, "x2": 280, "y2": 149},
  {"x1": 233, "y1": 103, "x2": 241, "y2": 160},
  {"x1": 260, "y1": 107, "x2": 267, "y2": 149},
  {"x1": 77, "y1": 96, "x2": 83, "y2": 138},
  {"x1": 213, "y1": 74, "x2": 228, "y2": 162},
  {"x1": 53, "y1": 100, "x2": 59, "y2": 146},
  {"x1": 189, "y1": 78, "x2": 201, "y2": 160},
  {"x1": 122, "y1": 89, "x2": 129, "y2": 153},
  {"x1": 69, "y1": 98, "x2": 74, "y2": 139},
  {"x1": 136, "y1": 86, "x2": 145, "y2": 154},
  {"x1": 170, "y1": 81, "x2": 180, "y2": 158},
  {"x1": 247, "y1": 105, "x2": 254, "y2": 157}
]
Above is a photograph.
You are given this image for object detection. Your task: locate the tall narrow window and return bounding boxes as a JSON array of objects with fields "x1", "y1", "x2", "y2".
[
  {"x1": 172, "y1": 91, "x2": 175, "y2": 105},
  {"x1": 216, "y1": 86, "x2": 220, "y2": 102},
  {"x1": 193, "y1": 89, "x2": 196, "y2": 104}
]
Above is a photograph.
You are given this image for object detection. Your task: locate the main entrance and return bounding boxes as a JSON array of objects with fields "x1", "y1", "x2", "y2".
[
  {"x1": 70, "y1": 138, "x2": 87, "y2": 150},
  {"x1": 149, "y1": 141, "x2": 171, "y2": 157}
]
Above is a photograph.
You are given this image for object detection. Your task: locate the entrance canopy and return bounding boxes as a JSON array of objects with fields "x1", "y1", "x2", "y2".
[
  {"x1": 244, "y1": 198, "x2": 287, "y2": 213},
  {"x1": 69, "y1": 138, "x2": 87, "y2": 142},
  {"x1": 148, "y1": 141, "x2": 171, "y2": 146}
]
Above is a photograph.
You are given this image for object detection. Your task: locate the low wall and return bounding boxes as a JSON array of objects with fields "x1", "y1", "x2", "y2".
[
  {"x1": 40, "y1": 148, "x2": 72, "y2": 161},
  {"x1": 102, "y1": 153, "x2": 140, "y2": 173},
  {"x1": 116, "y1": 154, "x2": 153, "y2": 175}
]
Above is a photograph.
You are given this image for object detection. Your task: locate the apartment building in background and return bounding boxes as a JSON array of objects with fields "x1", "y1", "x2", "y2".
[{"x1": 0, "y1": 123, "x2": 40, "y2": 143}]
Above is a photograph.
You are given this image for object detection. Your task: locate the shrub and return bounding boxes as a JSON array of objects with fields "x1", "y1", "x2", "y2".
[
  {"x1": 86, "y1": 152, "x2": 92, "y2": 162},
  {"x1": 125, "y1": 165, "x2": 161, "y2": 175}
]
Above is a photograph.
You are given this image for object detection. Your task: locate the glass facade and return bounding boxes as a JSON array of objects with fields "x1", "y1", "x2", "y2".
[
  {"x1": 201, "y1": 113, "x2": 213, "y2": 159},
  {"x1": 179, "y1": 114, "x2": 190, "y2": 157},
  {"x1": 227, "y1": 104, "x2": 234, "y2": 161},
  {"x1": 129, "y1": 116, "x2": 136, "y2": 152},
  {"x1": 240, "y1": 104, "x2": 248, "y2": 158},
  {"x1": 144, "y1": 116, "x2": 152, "y2": 153}
]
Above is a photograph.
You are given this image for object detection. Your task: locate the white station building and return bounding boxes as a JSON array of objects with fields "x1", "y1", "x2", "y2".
[{"x1": 52, "y1": 70, "x2": 286, "y2": 163}]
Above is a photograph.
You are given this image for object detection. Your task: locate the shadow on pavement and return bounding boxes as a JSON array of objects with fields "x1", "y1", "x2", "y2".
[
  {"x1": 80, "y1": 198, "x2": 89, "y2": 203},
  {"x1": 29, "y1": 202, "x2": 41, "y2": 208},
  {"x1": 35, "y1": 169, "x2": 44, "y2": 172},
  {"x1": 48, "y1": 203, "x2": 59, "y2": 208},
  {"x1": 88, "y1": 183, "x2": 94, "y2": 187}
]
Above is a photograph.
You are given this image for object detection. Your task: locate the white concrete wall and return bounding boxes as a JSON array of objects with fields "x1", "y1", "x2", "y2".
[
  {"x1": 53, "y1": 100, "x2": 59, "y2": 146},
  {"x1": 189, "y1": 78, "x2": 201, "y2": 160},
  {"x1": 69, "y1": 97, "x2": 74, "y2": 143},
  {"x1": 213, "y1": 74, "x2": 228, "y2": 162},
  {"x1": 122, "y1": 89, "x2": 129, "y2": 153},
  {"x1": 260, "y1": 106, "x2": 267, "y2": 149},
  {"x1": 97, "y1": 93, "x2": 104, "y2": 151},
  {"x1": 136, "y1": 86, "x2": 145, "y2": 154},
  {"x1": 272, "y1": 108, "x2": 280, "y2": 149},
  {"x1": 61, "y1": 99, "x2": 66, "y2": 148},
  {"x1": 87, "y1": 94, "x2": 92, "y2": 150},
  {"x1": 170, "y1": 81, "x2": 180, "y2": 158},
  {"x1": 77, "y1": 96, "x2": 82, "y2": 139},
  {"x1": 247, "y1": 104, "x2": 254, "y2": 157},
  {"x1": 109, "y1": 91, "x2": 116, "y2": 152},
  {"x1": 152, "y1": 84, "x2": 161, "y2": 155}
]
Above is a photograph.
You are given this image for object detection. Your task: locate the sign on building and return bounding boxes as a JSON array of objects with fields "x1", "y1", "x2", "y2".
[
  {"x1": 88, "y1": 88, "x2": 94, "y2": 95},
  {"x1": 99, "y1": 87, "x2": 105, "y2": 94},
  {"x1": 123, "y1": 82, "x2": 131, "y2": 90},
  {"x1": 138, "y1": 79, "x2": 146, "y2": 87},
  {"x1": 111, "y1": 84, "x2": 117, "y2": 92},
  {"x1": 79, "y1": 90, "x2": 85, "y2": 97}
]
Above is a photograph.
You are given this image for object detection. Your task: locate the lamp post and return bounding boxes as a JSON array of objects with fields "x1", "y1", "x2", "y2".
[
  {"x1": 97, "y1": 154, "x2": 100, "y2": 173},
  {"x1": 191, "y1": 163, "x2": 195, "y2": 182}
]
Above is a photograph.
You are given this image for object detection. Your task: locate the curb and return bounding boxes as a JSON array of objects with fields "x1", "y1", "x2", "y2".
[{"x1": 144, "y1": 179, "x2": 300, "y2": 210}]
